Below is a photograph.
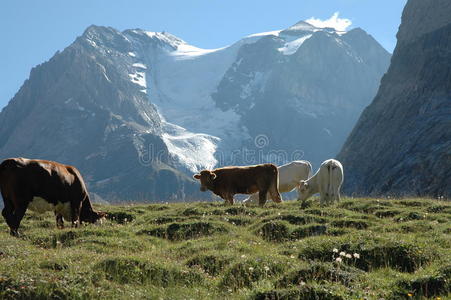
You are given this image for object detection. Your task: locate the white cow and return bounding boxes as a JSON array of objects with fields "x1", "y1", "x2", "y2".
[
  {"x1": 298, "y1": 159, "x2": 343, "y2": 205},
  {"x1": 243, "y1": 160, "x2": 312, "y2": 206}
]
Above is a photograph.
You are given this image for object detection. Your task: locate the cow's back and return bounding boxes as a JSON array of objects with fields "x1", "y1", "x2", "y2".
[
  {"x1": 280, "y1": 161, "x2": 312, "y2": 182},
  {"x1": 0, "y1": 158, "x2": 86, "y2": 206}
]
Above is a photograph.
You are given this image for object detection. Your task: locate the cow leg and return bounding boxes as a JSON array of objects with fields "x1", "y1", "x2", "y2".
[
  {"x1": 1, "y1": 191, "x2": 15, "y2": 232},
  {"x1": 258, "y1": 189, "x2": 269, "y2": 207},
  {"x1": 336, "y1": 192, "x2": 341, "y2": 203},
  {"x1": 2, "y1": 205, "x2": 15, "y2": 233},
  {"x1": 9, "y1": 205, "x2": 27, "y2": 237},
  {"x1": 70, "y1": 205, "x2": 81, "y2": 228},
  {"x1": 319, "y1": 193, "x2": 327, "y2": 206},
  {"x1": 225, "y1": 194, "x2": 234, "y2": 206},
  {"x1": 296, "y1": 186, "x2": 302, "y2": 201},
  {"x1": 55, "y1": 213, "x2": 64, "y2": 229}
]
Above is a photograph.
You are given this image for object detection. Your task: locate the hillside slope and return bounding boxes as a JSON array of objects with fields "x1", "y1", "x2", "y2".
[
  {"x1": 0, "y1": 198, "x2": 450, "y2": 299},
  {"x1": 338, "y1": 0, "x2": 451, "y2": 197}
]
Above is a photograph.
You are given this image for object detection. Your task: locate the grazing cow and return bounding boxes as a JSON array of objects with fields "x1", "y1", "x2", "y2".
[
  {"x1": 0, "y1": 158, "x2": 105, "y2": 236},
  {"x1": 298, "y1": 159, "x2": 343, "y2": 205},
  {"x1": 193, "y1": 163, "x2": 282, "y2": 206},
  {"x1": 243, "y1": 160, "x2": 312, "y2": 206}
]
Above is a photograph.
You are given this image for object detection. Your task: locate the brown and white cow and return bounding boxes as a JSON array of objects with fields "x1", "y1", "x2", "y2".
[
  {"x1": 0, "y1": 157, "x2": 105, "y2": 236},
  {"x1": 193, "y1": 163, "x2": 282, "y2": 206}
]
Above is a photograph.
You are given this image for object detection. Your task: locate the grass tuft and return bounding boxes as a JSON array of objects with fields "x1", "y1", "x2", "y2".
[{"x1": 138, "y1": 221, "x2": 228, "y2": 241}]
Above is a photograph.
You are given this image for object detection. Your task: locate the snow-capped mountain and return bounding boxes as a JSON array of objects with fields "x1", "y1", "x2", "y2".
[{"x1": 0, "y1": 20, "x2": 390, "y2": 201}]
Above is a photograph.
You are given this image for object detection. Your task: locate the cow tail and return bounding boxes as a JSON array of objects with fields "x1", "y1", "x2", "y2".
[
  {"x1": 330, "y1": 163, "x2": 337, "y2": 201},
  {"x1": 328, "y1": 164, "x2": 333, "y2": 200},
  {"x1": 270, "y1": 165, "x2": 281, "y2": 202}
]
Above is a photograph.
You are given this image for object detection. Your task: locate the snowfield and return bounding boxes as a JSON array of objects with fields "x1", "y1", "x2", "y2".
[{"x1": 122, "y1": 21, "x2": 352, "y2": 171}]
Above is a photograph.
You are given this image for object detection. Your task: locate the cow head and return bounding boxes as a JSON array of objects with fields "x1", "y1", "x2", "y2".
[
  {"x1": 298, "y1": 180, "x2": 311, "y2": 201},
  {"x1": 193, "y1": 170, "x2": 216, "y2": 192},
  {"x1": 81, "y1": 210, "x2": 107, "y2": 224}
]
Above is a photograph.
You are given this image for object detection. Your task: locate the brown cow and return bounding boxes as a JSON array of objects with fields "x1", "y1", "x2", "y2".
[
  {"x1": 193, "y1": 163, "x2": 282, "y2": 206},
  {"x1": 0, "y1": 158, "x2": 105, "y2": 236}
]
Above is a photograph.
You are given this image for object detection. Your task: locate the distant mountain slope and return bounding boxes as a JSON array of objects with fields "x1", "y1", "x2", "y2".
[
  {"x1": 0, "y1": 21, "x2": 390, "y2": 201},
  {"x1": 213, "y1": 23, "x2": 390, "y2": 166},
  {"x1": 0, "y1": 27, "x2": 200, "y2": 202},
  {"x1": 338, "y1": 0, "x2": 451, "y2": 197}
]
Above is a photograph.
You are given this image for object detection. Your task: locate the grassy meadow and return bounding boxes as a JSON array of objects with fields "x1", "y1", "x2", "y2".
[{"x1": 0, "y1": 197, "x2": 450, "y2": 299}]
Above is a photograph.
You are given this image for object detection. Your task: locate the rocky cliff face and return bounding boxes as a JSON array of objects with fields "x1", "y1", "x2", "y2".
[
  {"x1": 338, "y1": 0, "x2": 451, "y2": 197},
  {"x1": 0, "y1": 21, "x2": 390, "y2": 202}
]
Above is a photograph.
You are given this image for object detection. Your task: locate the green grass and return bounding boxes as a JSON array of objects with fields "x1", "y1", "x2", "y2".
[{"x1": 0, "y1": 197, "x2": 450, "y2": 299}]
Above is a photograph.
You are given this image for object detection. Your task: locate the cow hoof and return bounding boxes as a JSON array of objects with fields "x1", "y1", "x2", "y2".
[{"x1": 10, "y1": 230, "x2": 20, "y2": 237}]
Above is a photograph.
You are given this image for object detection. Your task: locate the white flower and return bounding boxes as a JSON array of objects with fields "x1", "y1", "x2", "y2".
[
  {"x1": 345, "y1": 254, "x2": 352, "y2": 259},
  {"x1": 248, "y1": 267, "x2": 254, "y2": 271},
  {"x1": 264, "y1": 266, "x2": 270, "y2": 271},
  {"x1": 353, "y1": 253, "x2": 360, "y2": 259},
  {"x1": 300, "y1": 281, "x2": 306, "y2": 286},
  {"x1": 333, "y1": 248, "x2": 339, "y2": 253},
  {"x1": 290, "y1": 255, "x2": 295, "y2": 259},
  {"x1": 339, "y1": 251, "x2": 346, "y2": 256},
  {"x1": 335, "y1": 257, "x2": 342, "y2": 263},
  {"x1": 241, "y1": 254, "x2": 246, "y2": 258}
]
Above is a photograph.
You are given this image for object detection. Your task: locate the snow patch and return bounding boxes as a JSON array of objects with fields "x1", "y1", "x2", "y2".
[
  {"x1": 128, "y1": 52, "x2": 136, "y2": 57},
  {"x1": 285, "y1": 21, "x2": 318, "y2": 33},
  {"x1": 150, "y1": 41, "x2": 247, "y2": 140},
  {"x1": 129, "y1": 71, "x2": 146, "y2": 90},
  {"x1": 323, "y1": 128, "x2": 332, "y2": 136},
  {"x1": 247, "y1": 30, "x2": 281, "y2": 38},
  {"x1": 145, "y1": 31, "x2": 184, "y2": 49},
  {"x1": 75, "y1": 101, "x2": 85, "y2": 112},
  {"x1": 97, "y1": 63, "x2": 111, "y2": 82},
  {"x1": 278, "y1": 34, "x2": 312, "y2": 55},
  {"x1": 240, "y1": 72, "x2": 267, "y2": 99},
  {"x1": 86, "y1": 39, "x2": 98, "y2": 48},
  {"x1": 161, "y1": 122, "x2": 219, "y2": 172},
  {"x1": 171, "y1": 44, "x2": 224, "y2": 59},
  {"x1": 132, "y1": 63, "x2": 147, "y2": 69}
]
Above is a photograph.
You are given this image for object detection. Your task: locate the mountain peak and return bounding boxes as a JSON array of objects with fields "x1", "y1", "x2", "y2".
[
  {"x1": 82, "y1": 25, "x2": 118, "y2": 38},
  {"x1": 281, "y1": 19, "x2": 348, "y2": 36},
  {"x1": 282, "y1": 20, "x2": 318, "y2": 35},
  {"x1": 122, "y1": 29, "x2": 185, "y2": 51}
]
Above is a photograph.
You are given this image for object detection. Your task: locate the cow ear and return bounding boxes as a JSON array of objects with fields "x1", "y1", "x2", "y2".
[
  {"x1": 210, "y1": 173, "x2": 217, "y2": 180},
  {"x1": 193, "y1": 174, "x2": 201, "y2": 180}
]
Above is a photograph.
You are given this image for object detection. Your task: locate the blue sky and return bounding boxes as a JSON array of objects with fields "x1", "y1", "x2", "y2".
[{"x1": 0, "y1": 0, "x2": 407, "y2": 110}]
